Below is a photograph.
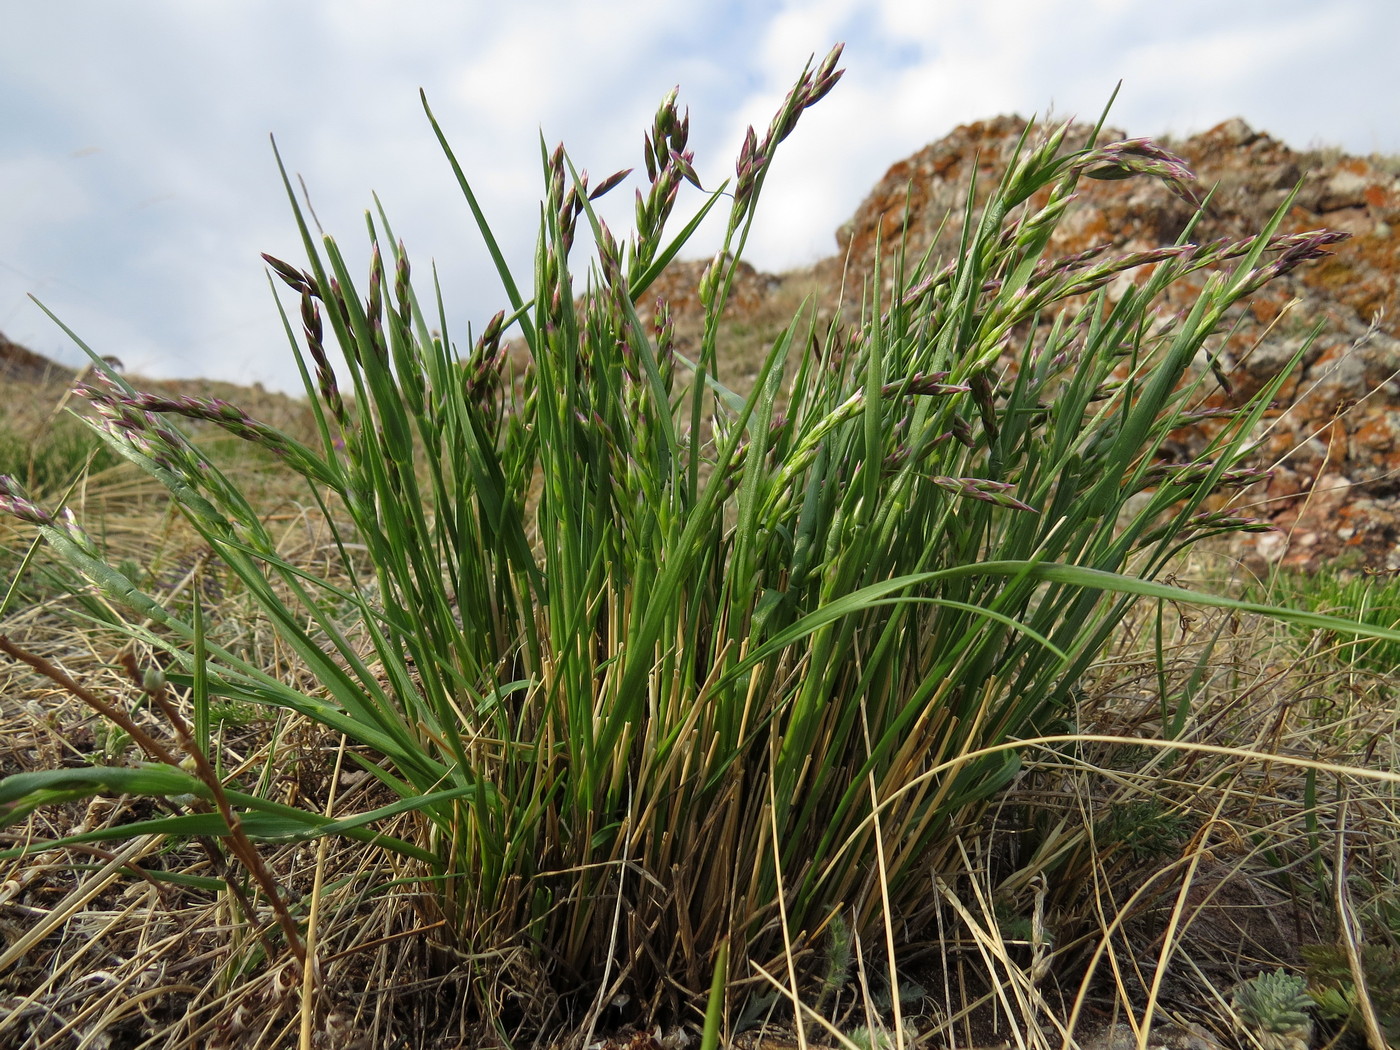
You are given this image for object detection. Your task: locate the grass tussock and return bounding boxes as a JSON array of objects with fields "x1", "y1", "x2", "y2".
[{"x1": 2, "y1": 47, "x2": 1399, "y2": 1049}]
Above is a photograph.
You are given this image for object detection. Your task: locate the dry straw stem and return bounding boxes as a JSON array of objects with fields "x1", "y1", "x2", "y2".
[
  {"x1": 298, "y1": 734, "x2": 347, "y2": 1050},
  {"x1": 1331, "y1": 802, "x2": 1388, "y2": 1050},
  {"x1": 0, "y1": 833, "x2": 163, "y2": 978},
  {"x1": 119, "y1": 653, "x2": 308, "y2": 969},
  {"x1": 935, "y1": 867, "x2": 1063, "y2": 1050}
]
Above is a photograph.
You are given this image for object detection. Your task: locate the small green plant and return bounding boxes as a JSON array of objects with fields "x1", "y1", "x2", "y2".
[
  {"x1": 1095, "y1": 798, "x2": 1194, "y2": 862},
  {"x1": 1231, "y1": 969, "x2": 1315, "y2": 1050},
  {"x1": 3, "y1": 46, "x2": 1397, "y2": 1037},
  {"x1": 1303, "y1": 942, "x2": 1400, "y2": 1045},
  {"x1": 845, "y1": 1018, "x2": 918, "y2": 1050},
  {"x1": 816, "y1": 910, "x2": 855, "y2": 1013}
]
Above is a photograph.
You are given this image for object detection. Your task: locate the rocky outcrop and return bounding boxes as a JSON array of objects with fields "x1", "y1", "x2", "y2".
[
  {"x1": 841, "y1": 117, "x2": 1400, "y2": 570},
  {"x1": 662, "y1": 116, "x2": 1400, "y2": 572}
]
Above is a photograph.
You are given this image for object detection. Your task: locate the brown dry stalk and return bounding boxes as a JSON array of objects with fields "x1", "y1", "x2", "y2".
[
  {"x1": 0, "y1": 634, "x2": 307, "y2": 970},
  {"x1": 117, "y1": 651, "x2": 309, "y2": 967}
]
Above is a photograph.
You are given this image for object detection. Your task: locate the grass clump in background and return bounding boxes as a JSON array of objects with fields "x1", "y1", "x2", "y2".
[
  {"x1": 1253, "y1": 567, "x2": 1400, "y2": 682},
  {"x1": 3, "y1": 46, "x2": 1400, "y2": 1048},
  {"x1": 0, "y1": 409, "x2": 119, "y2": 499}
]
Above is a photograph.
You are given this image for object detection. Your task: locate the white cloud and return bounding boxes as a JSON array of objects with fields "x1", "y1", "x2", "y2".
[{"x1": 0, "y1": 153, "x2": 94, "y2": 255}]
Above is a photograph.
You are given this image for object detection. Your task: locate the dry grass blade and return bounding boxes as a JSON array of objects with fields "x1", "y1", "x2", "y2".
[
  {"x1": 1332, "y1": 802, "x2": 1387, "y2": 1050},
  {"x1": 0, "y1": 834, "x2": 164, "y2": 981}
]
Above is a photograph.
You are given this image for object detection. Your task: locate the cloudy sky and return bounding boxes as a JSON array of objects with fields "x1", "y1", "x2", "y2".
[{"x1": 3, "y1": 0, "x2": 1396, "y2": 393}]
